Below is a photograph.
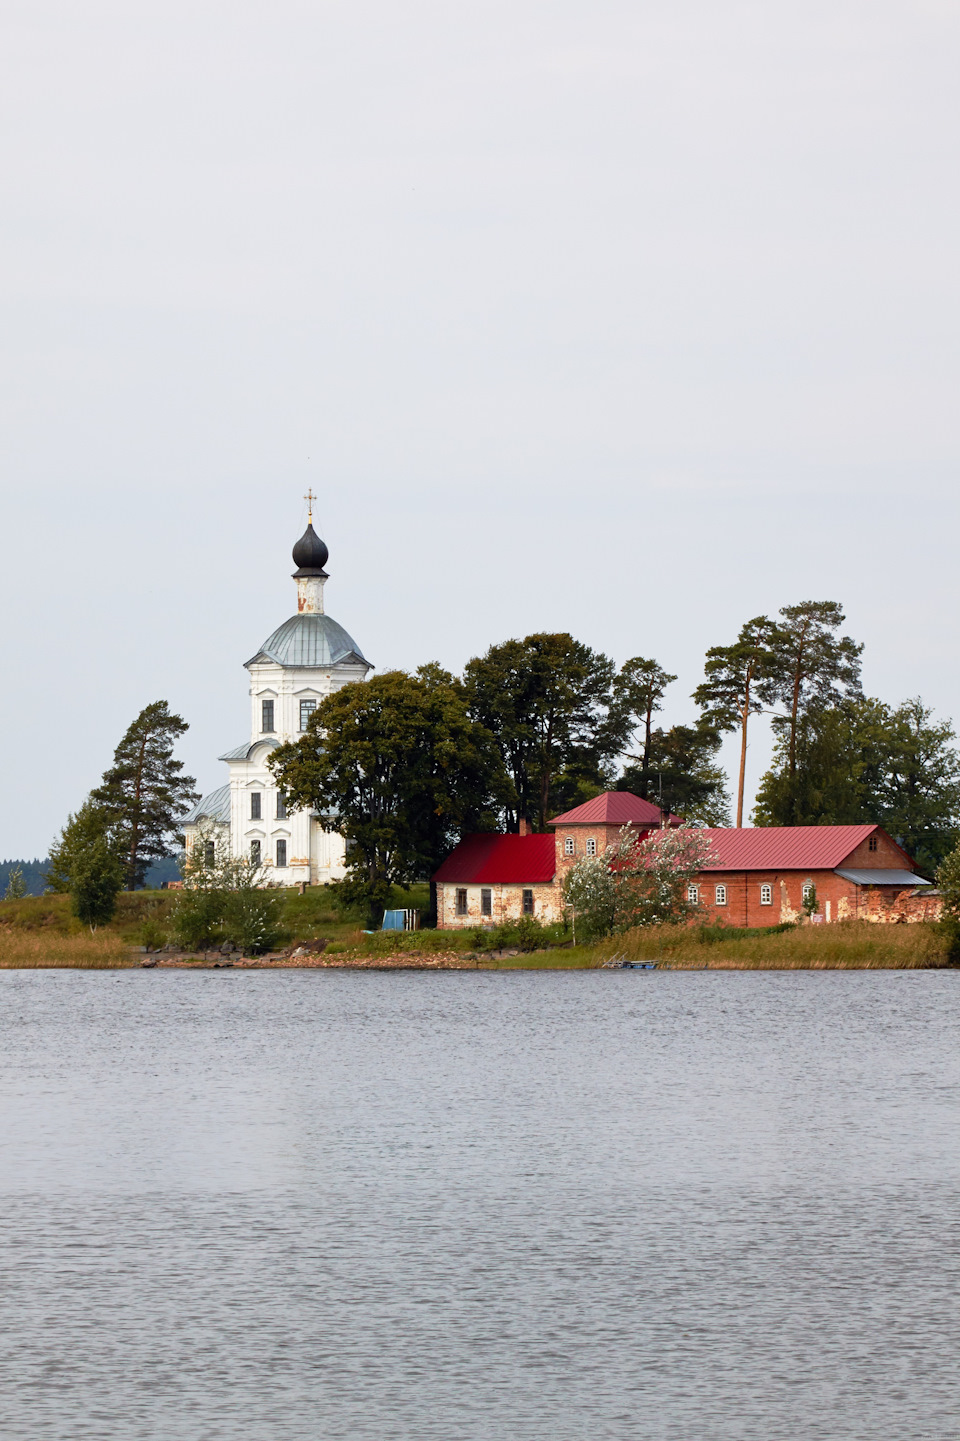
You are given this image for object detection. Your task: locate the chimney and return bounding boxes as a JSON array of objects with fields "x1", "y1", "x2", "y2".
[{"x1": 518, "y1": 818, "x2": 532, "y2": 836}]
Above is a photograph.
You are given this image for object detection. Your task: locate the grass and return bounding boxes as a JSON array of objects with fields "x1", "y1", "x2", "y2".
[
  {"x1": 584, "y1": 920, "x2": 951, "y2": 970},
  {"x1": 0, "y1": 888, "x2": 952, "y2": 969}
]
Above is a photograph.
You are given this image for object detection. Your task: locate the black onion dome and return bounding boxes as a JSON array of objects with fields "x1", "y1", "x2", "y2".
[{"x1": 292, "y1": 522, "x2": 329, "y2": 575}]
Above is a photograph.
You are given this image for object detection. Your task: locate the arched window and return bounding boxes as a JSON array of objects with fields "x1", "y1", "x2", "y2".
[{"x1": 715, "y1": 884, "x2": 727, "y2": 906}]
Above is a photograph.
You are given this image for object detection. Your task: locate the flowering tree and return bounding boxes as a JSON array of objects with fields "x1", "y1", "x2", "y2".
[{"x1": 563, "y1": 824, "x2": 716, "y2": 937}]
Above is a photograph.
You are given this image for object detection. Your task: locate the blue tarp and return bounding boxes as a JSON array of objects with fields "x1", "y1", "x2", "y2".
[{"x1": 381, "y1": 910, "x2": 405, "y2": 931}]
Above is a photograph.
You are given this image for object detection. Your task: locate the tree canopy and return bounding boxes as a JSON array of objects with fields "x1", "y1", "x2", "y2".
[
  {"x1": 753, "y1": 695, "x2": 960, "y2": 873},
  {"x1": 693, "y1": 616, "x2": 775, "y2": 826},
  {"x1": 463, "y1": 633, "x2": 631, "y2": 830},
  {"x1": 269, "y1": 666, "x2": 508, "y2": 917},
  {"x1": 90, "y1": 701, "x2": 198, "y2": 889},
  {"x1": 619, "y1": 721, "x2": 730, "y2": 826}
]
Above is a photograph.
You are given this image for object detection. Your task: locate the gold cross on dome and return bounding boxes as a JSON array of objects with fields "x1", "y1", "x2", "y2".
[{"x1": 304, "y1": 488, "x2": 316, "y2": 523}]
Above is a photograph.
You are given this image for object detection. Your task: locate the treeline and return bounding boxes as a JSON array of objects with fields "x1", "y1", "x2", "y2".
[{"x1": 272, "y1": 604, "x2": 960, "y2": 913}]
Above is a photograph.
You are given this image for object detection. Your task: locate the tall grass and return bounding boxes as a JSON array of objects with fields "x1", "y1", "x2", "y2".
[
  {"x1": 0, "y1": 931, "x2": 130, "y2": 968},
  {"x1": 592, "y1": 920, "x2": 950, "y2": 970}
]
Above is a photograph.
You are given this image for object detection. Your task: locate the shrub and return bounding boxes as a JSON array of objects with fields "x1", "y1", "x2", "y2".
[{"x1": 220, "y1": 887, "x2": 286, "y2": 954}]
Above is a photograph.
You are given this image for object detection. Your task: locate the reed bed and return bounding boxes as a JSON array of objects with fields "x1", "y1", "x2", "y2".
[
  {"x1": 0, "y1": 931, "x2": 131, "y2": 968},
  {"x1": 594, "y1": 920, "x2": 950, "y2": 970}
]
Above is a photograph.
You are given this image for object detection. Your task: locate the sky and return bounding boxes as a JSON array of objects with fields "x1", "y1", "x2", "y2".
[{"x1": 2, "y1": 0, "x2": 959, "y2": 857}]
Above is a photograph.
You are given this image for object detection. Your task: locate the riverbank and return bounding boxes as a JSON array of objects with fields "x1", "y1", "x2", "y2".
[{"x1": 0, "y1": 892, "x2": 952, "y2": 968}]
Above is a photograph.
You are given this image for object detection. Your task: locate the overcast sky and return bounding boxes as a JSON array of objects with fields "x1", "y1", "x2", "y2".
[{"x1": 2, "y1": 0, "x2": 959, "y2": 857}]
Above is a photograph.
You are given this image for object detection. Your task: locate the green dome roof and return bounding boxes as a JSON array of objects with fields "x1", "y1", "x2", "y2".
[{"x1": 246, "y1": 613, "x2": 370, "y2": 669}]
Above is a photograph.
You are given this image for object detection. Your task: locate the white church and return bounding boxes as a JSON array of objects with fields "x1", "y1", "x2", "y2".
[{"x1": 182, "y1": 508, "x2": 372, "y2": 885}]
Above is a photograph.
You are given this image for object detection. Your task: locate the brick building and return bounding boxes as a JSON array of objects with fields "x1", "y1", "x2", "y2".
[
  {"x1": 432, "y1": 828, "x2": 563, "y2": 929},
  {"x1": 432, "y1": 792, "x2": 936, "y2": 930},
  {"x1": 690, "y1": 824, "x2": 935, "y2": 925}
]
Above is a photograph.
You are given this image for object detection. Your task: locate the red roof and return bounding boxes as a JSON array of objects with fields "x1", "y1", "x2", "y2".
[
  {"x1": 549, "y1": 791, "x2": 678, "y2": 827},
  {"x1": 432, "y1": 833, "x2": 557, "y2": 885},
  {"x1": 695, "y1": 825, "x2": 912, "y2": 872}
]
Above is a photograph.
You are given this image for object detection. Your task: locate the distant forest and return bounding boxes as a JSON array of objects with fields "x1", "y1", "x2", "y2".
[{"x1": 1, "y1": 855, "x2": 181, "y2": 896}]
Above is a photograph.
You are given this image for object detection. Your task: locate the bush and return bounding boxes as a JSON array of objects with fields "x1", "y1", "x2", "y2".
[
  {"x1": 220, "y1": 887, "x2": 287, "y2": 954},
  {"x1": 171, "y1": 888, "x2": 223, "y2": 950},
  {"x1": 140, "y1": 918, "x2": 167, "y2": 950}
]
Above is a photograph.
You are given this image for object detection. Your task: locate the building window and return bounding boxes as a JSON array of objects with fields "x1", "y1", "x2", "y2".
[
  {"x1": 522, "y1": 889, "x2": 534, "y2": 915},
  {"x1": 300, "y1": 699, "x2": 317, "y2": 731},
  {"x1": 276, "y1": 792, "x2": 287, "y2": 819},
  {"x1": 250, "y1": 840, "x2": 261, "y2": 866},
  {"x1": 250, "y1": 792, "x2": 261, "y2": 820},
  {"x1": 868, "y1": 835, "x2": 878, "y2": 852},
  {"x1": 802, "y1": 882, "x2": 814, "y2": 904},
  {"x1": 586, "y1": 838, "x2": 597, "y2": 857},
  {"x1": 261, "y1": 699, "x2": 275, "y2": 733},
  {"x1": 481, "y1": 888, "x2": 492, "y2": 917},
  {"x1": 276, "y1": 839, "x2": 287, "y2": 868},
  {"x1": 564, "y1": 837, "x2": 575, "y2": 856},
  {"x1": 760, "y1": 884, "x2": 772, "y2": 905},
  {"x1": 456, "y1": 888, "x2": 468, "y2": 917},
  {"x1": 715, "y1": 884, "x2": 727, "y2": 906},
  {"x1": 687, "y1": 884, "x2": 699, "y2": 904},
  {"x1": 205, "y1": 841, "x2": 215, "y2": 868}
]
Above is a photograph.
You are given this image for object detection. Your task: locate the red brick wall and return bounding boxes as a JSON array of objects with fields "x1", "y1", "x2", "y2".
[
  {"x1": 843, "y1": 831, "x2": 910, "y2": 869},
  {"x1": 553, "y1": 824, "x2": 654, "y2": 878},
  {"x1": 692, "y1": 869, "x2": 935, "y2": 925}
]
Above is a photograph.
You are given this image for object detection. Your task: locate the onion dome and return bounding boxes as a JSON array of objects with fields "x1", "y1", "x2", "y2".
[{"x1": 292, "y1": 522, "x2": 329, "y2": 576}]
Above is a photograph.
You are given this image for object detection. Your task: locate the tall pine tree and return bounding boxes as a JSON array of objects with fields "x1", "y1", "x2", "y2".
[{"x1": 91, "y1": 701, "x2": 198, "y2": 889}]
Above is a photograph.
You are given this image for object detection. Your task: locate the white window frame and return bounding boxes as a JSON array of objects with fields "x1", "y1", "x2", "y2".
[
  {"x1": 802, "y1": 882, "x2": 814, "y2": 904},
  {"x1": 564, "y1": 837, "x2": 575, "y2": 856},
  {"x1": 687, "y1": 883, "x2": 699, "y2": 904},
  {"x1": 760, "y1": 884, "x2": 772, "y2": 906},
  {"x1": 586, "y1": 837, "x2": 597, "y2": 857},
  {"x1": 715, "y1": 884, "x2": 727, "y2": 906}
]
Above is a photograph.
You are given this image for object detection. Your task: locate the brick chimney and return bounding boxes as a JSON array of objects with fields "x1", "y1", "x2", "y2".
[{"x1": 518, "y1": 818, "x2": 532, "y2": 836}]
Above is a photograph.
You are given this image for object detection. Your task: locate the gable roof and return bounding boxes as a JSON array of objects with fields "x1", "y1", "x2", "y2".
[
  {"x1": 432, "y1": 833, "x2": 557, "y2": 885},
  {"x1": 695, "y1": 825, "x2": 912, "y2": 872},
  {"x1": 549, "y1": 791, "x2": 676, "y2": 827}
]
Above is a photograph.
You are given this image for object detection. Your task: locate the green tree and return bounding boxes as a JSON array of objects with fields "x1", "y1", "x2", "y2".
[
  {"x1": 613, "y1": 657, "x2": 677, "y2": 796},
  {"x1": 270, "y1": 666, "x2": 508, "y2": 922},
  {"x1": 619, "y1": 721, "x2": 731, "y2": 826},
  {"x1": 172, "y1": 826, "x2": 284, "y2": 953},
  {"x1": 764, "y1": 602, "x2": 863, "y2": 823},
  {"x1": 693, "y1": 616, "x2": 776, "y2": 827},
  {"x1": 46, "y1": 801, "x2": 122, "y2": 893},
  {"x1": 463, "y1": 633, "x2": 628, "y2": 830},
  {"x1": 3, "y1": 866, "x2": 27, "y2": 901},
  {"x1": 753, "y1": 695, "x2": 960, "y2": 873},
  {"x1": 71, "y1": 833, "x2": 124, "y2": 930},
  {"x1": 91, "y1": 701, "x2": 199, "y2": 890}
]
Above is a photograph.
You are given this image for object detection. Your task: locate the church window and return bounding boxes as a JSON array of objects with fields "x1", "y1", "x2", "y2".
[
  {"x1": 276, "y1": 792, "x2": 287, "y2": 819},
  {"x1": 250, "y1": 793, "x2": 261, "y2": 820},
  {"x1": 522, "y1": 889, "x2": 534, "y2": 915},
  {"x1": 205, "y1": 841, "x2": 215, "y2": 868},
  {"x1": 456, "y1": 888, "x2": 468, "y2": 917},
  {"x1": 586, "y1": 837, "x2": 597, "y2": 856},
  {"x1": 481, "y1": 888, "x2": 492, "y2": 917},
  {"x1": 300, "y1": 700, "x2": 317, "y2": 731},
  {"x1": 564, "y1": 837, "x2": 574, "y2": 855},
  {"x1": 250, "y1": 840, "x2": 261, "y2": 865},
  {"x1": 276, "y1": 839, "x2": 287, "y2": 868},
  {"x1": 261, "y1": 699, "x2": 275, "y2": 733}
]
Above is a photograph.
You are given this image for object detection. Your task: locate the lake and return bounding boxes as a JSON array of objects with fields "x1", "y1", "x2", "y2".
[{"x1": 0, "y1": 968, "x2": 958, "y2": 1440}]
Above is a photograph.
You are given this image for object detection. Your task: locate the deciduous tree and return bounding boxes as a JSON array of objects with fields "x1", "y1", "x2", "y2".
[
  {"x1": 464, "y1": 634, "x2": 627, "y2": 830},
  {"x1": 613, "y1": 657, "x2": 677, "y2": 795},
  {"x1": 618, "y1": 722, "x2": 731, "y2": 826},
  {"x1": 270, "y1": 667, "x2": 508, "y2": 921}
]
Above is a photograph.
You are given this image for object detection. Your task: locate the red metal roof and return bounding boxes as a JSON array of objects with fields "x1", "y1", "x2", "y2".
[
  {"x1": 432, "y1": 833, "x2": 557, "y2": 885},
  {"x1": 549, "y1": 791, "x2": 677, "y2": 827},
  {"x1": 695, "y1": 825, "x2": 911, "y2": 872}
]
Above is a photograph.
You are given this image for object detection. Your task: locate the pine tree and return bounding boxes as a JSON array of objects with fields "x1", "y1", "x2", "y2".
[{"x1": 91, "y1": 701, "x2": 199, "y2": 890}]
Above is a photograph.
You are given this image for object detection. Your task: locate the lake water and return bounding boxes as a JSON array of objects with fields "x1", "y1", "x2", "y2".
[{"x1": 0, "y1": 969, "x2": 958, "y2": 1440}]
